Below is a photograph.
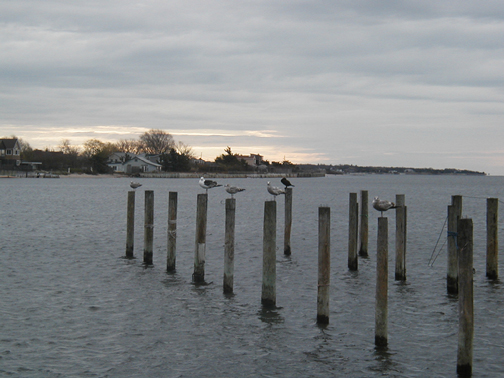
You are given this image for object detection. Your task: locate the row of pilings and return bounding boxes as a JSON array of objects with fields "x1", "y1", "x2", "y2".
[{"x1": 124, "y1": 189, "x2": 499, "y2": 377}]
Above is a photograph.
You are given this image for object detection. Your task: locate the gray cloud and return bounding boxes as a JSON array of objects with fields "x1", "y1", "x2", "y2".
[{"x1": 1, "y1": 0, "x2": 504, "y2": 173}]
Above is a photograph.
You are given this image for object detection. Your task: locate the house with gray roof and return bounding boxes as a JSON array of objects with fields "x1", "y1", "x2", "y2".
[
  {"x1": 0, "y1": 138, "x2": 21, "y2": 167},
  {"x1": 107, "y1": 153, "x2": 162, "y2": 174}
]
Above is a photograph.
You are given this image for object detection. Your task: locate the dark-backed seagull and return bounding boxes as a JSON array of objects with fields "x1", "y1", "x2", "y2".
[
  {"x1": 130, "y1": 181, "x2": 142, "y2": 189},
  {"x1": 199, "y1": 177, "x2": 222, "y2": 192},
  {"x1": 281, "y1": 177, "x2": 295, "y2": 188},
  {"x1": 267, "y1": 181, "x2": 286, "y2": 200},
  {"x1": 224, "y1": 184, "x2": 246, "y2": 198},
  {"x1": 372, "y1": 196, "x2": 396, "y2": 217}
]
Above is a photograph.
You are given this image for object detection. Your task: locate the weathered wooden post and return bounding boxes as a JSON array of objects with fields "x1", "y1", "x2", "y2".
[
  {"x1": 452, "y1": 195, "x2": 463, "y2": 219},
  {"x1": 447, "y1": 195, "x2": 463, "y2": 294},
  {"x1": 262, "y1": 201, "x2": 276, "y2": 307},
  {"x1": 375, "y1": 217, "x2": 388, "y2": 347},
  {"x1": 359, "y1": 190, "x2": 369, "y2": 257},
  {"x1": 395, "y1": 194, "x2": 406, "y2": 281},
  {"x1": 126, "y1": 191, "x2": 135, "y2": 258},
  {"x1": 317, "y1": 207, "x2": 330, "y2": 325},
  {"x1": 193, "y1": 193, "x2": 208, "y2": 283},
  {"x1": 143, "y1": 190, "x2": 154, "y2": 265},
  {"x1": 166, "y1": 191, "x2": 177, "y2": 272},
  {"x1": 284, "y1": 188, "x2": 293, "y2": 256},
  {"x1": 447, "y1": 205, "x2": 458, "y2": 294},
  {"x1": 348, "y1": 193, "x2": 358, "y2": 270},
  {"x1": 486, "y1": 198, "x2": 498, "y2": 280},
  {"x1": 224, "y1": 198, "x2": 236, "y2": 294},
  {"x1": 457, "y1": 218, "x2": 474, "y2": 376}
]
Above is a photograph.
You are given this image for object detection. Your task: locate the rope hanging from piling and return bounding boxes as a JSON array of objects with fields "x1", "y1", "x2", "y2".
[{"x1": 428, "y1": 215, "x2": 448, "y2": 267}]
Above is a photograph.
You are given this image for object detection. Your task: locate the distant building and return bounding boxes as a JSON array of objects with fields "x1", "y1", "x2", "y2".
[
  {"x1": 0, "y1": 138, "x2": 21, "y2": 168},
  {"x1": 107, "y1": 153, "x2": 162, "y2": 174},
  {"x1": 236, "y1": 154, "x2": 263, "y2": 167}
]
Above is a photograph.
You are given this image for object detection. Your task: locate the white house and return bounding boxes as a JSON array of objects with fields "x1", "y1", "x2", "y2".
[{"x1": 108, "y1": 154, "x2": 162, "y2": 174}]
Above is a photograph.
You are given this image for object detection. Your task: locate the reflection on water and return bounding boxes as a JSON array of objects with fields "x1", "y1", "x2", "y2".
[
  {"x1": 1, "y1": 175, "x2": 504, "y2": 377},
  {"x1": 258, "y1": 307, "x2": 285, "y2": 325},
  {"x1": 371, "y1": 346, "x2": 399, "y2": 376}
]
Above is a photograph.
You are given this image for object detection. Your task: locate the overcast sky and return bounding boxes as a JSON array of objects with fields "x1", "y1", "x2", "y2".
[{"x1": 2, "y1": 1, "x2": 504, "y2": 174}]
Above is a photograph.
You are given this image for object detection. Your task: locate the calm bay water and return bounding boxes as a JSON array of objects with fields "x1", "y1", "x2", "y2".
[{"x1": 1, "y1": 174, "x2": 503, "y2": 377}]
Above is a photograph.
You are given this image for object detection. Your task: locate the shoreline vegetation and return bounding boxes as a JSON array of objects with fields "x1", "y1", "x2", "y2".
[{"x1": 2, "y1": 133, "x2": 488, "y2": 178}]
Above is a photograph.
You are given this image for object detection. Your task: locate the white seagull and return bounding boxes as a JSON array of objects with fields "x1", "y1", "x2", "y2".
[
  {"x1": 199, "y1": 177, "x2": 222, "y2": 192},
  {"x1": 267, "y1": 181, "x2": 286, "y2": 200},
  {"x1": 372, "y1": 196, "x2": 396, "y2": 217},
  {"x1": 224, "y1": 184, "x2": 246, "y2": 198},
  {"x1": 130, "y1": 181, "x2": 142, "y2": 189}
]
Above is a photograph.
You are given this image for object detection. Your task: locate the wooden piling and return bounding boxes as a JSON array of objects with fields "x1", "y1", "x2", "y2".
[
  {"x1": 395, "y1": 194, "x2": 406, "y2": 281},
  {"x1": 457, "y1": 218, "x2": 474, "y2": 376},
  {"x1": 452, "y1": 195, "x2": 463, "y2": 219},
  {"x1": 317, "y1": 207, "x2": 330, "y2": 325},
  {"x1": 375, "y1": 217, "x2": 388, "y2": 347},
  {"x1": 447, "y1": 205, "x2": 458, "y2": 294},
  {"x1": 348, "y1": 193, "x2": 358, "y2": 271},
  {"x1": 224, "y1": 198, "x2": 236, "y2": 294},
  {"x1": 166, "y1": 191, "x2": 177, "y2": 272},
  {"x1": 359, "y1": 190, "x2": 369, "y2": 257},
  {"x1": 486, "y1": 198, "x2": 498, "y2": 280},
  {"x1": 447, "y1": 196, "x2": 462, "y2": 294},
  {"x1": 143, "y1": 190, "x2": 154, "y2": 265},
  {"x1": 193, "y1": 193, "x2": 208, "y2": 283},
  {"x1": 126, "y1": 191, "x2": 135, "y2": 258},
  {"x1": 262, "y1": 201, "x2": 276, "y2": 307},
  {"x1": 284, "y1": 188, "x2": 293, "y2": 256}
]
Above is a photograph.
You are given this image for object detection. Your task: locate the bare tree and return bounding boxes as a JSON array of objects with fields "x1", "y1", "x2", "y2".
[
  {"x1": 116, "y1": 138, "x2": 142, "y2": 154},
  {"x1": 175, "y1": 141, "x2": 195, "y2": 159},
  {"x1": 59, "y1": 139, "x2": 80, "y2": 155},
  {"x1": 82, "y1": 139, "x2": 106, "y2": 159},
  {"x1": 138, "y1": 129, "x2": 175, "y2": 155}
]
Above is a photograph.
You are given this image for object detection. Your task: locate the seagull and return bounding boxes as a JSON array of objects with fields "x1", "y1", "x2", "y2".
[
  {"x1": 267, "y1": 181, "x2": 286, "y2": 200},
  {"x1": 224, "y1": 184, "x2": 246, "y2": 198},
  {"x1": 281, "y1": 177, "x2": 295, "y2": 189},
  {"x1": 199, "y1": 177, "x2": 222, "y2": 192},
  {"x1": 130, "y1": 181, "x2": 142, "y2": 189},
  {"x1": 372, "y1": 196, "x2": 396, "y2": 217}
]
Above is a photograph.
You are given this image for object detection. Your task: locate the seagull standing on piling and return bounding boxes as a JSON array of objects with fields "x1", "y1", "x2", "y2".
[
  {"x1": 267, "y1": 181, "x2": 286, "y2": 200},
  {"x1": 199, "y1": 177, "x2": 222, "y2": 192},
  {"x1": 130, "y1": 181, "x2": 142, "y2": 189},
  {"x1": 224, "y1": 184, "x2": 246, "y2": 198},
  {"x1": 372, "y1": 196, "x2": 396, "y2": 217},
  {"x1": 281, "y1": 177, "x2": 295, "y2": 189}
]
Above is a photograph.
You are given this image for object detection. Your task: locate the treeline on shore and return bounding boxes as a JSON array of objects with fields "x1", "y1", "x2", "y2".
[{"x1": 3, "y1": 130, "x2": 486, "y2": 176}]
